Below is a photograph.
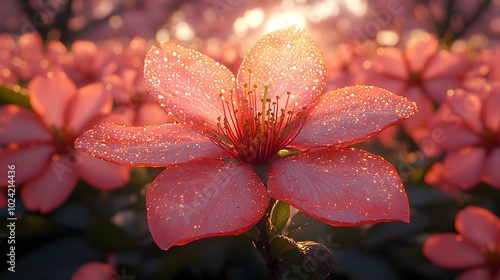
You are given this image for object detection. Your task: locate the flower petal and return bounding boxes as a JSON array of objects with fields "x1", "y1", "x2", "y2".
[
  {"x1": 77, "y1": 151, "x2": 129, "y2": 190},
  {"x1": 481, "y1": 87, "x2": 500, "y2": 134},
  {"x1": 455, "y1": 206, "x2": 500, "y2": 253},
  {"x1": 75, "y1": 122, "x2": 226, "y2": 166},
  {"x1": 429, "y1": 104, "x2": 482, "y2": 152},
  {"x1": 0, "y1": 105, "x2": 52, "y2": 145},
  {"x1": 373, "y1": 47, "x2": 408, "y2": 80},
  {"x1": 28, "y1": 72, "x2": 77, "y2": 128},
  {"x1": 423, "y1": 77, "x2": 462, "y2": 103},
  {"x1": 135, "y1": 101, "x2": 175, "y2": 126},
  {"x1": 424, "y1": 162, "x2": 461, "y2": 193},
  {"x1": 422, "y1": 51, "x2": 468, "y2": 80},
  {"x1": 21, "y1": 154, "x2": 79, "y2": 213},
  {"x1": 0, "y1": 145, "x2": 54, "y2": 185},
  {"x1": 484, "y1": 148, "x2": 500, "y2": 189},
  {"x1": 423, "y1": 233, "x2": 485, "y2": 269},
  {"x1": 446, "y1": 89, "x2": 483, "y2": 135},
  {"x1": 458, "y1": 268, "x2": 491, "y2": 280},
  {"x1": 236, "y1": 26, "x2": 327, "y2": 111},
  {"x1": 267, "y1": 147, "x2": 409, "y2": 226},
  {"x1": 146, "y1": 158, "x2": 269, "y2": 250},
  {"x1": 405, "y1": 33, "x2": 438, "y2": 73},
  {"x1": 144, "y1": 43, "x2": 235, "y2": 127},
  {"x1": 442, "y1": 147, "x2": 486, "y2": 189},
  {"x1": 67, "y1": 83, "x2": 113, "y2": 134},
  {"x1": 291, "y1": 85, "x2": 417, "y2": 148},
  {"x1": 72, "y1": 262, "x2": 116, "y2": 280}
]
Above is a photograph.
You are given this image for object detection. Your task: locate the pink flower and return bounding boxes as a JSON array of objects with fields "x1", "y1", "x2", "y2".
[
  {"x1": 103, "y1": 37, "x2": 173, "y2": 126},
  {"x1": 72, "y1": 262, "x2": 117, "y2": 280},
  {"x1": 424, "y1": 85, "x2": 500, "y2": 190},
  {"x1": 423, "y1": 206, "x2": 500, "y2": 280},
  {"x1": 360, "y1": 31, "x2": 469, "y2": 155},
  {"x1": 60, "y1": 40, "x2": 118, "y2": 87},
  {"x1": 76, "y1": 27, "x2": 417, "y2": 250},
  {"x1": 0, "y1": 71, "x2": 129, "y2": 213},
  {"x1": 0, "y1": 32, "x2": 66, "y2": 84}
]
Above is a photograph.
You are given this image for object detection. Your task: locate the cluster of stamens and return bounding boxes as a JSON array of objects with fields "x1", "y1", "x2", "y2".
[{"x1": 209, "y1": 71, "x2": 307, "y2": 164}]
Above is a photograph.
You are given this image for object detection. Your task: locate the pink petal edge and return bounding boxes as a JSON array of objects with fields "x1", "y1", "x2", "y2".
[
  {"x1": 21, "y1": 155, "x2": 79, "y2": 213},
  {"x1": 144, "y1": 43, "x2": 235, "y2": 128},
  {"x1": 292, "y1": 85, "x2": 417, "y2": 149},
  {"x1": 236, "y1": 26, "x2": 327, "y2": 112},
  {"x1": 74, "y1": 121, "x2": 227, "y2": 166},
  {"x1": 267, "y1": 147, "x2": 410, "y2": 226},
  {"x1": 423, "y1": 233, "x2": 485, "y2": 269},
  {"x1": 146, "y1": 158, "x2": 269, "y2": 250}
]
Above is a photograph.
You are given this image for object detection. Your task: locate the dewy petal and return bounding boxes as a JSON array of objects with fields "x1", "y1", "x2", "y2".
[
  {"x1": 0, "y1": 105, "x2": 52, "y2": 145},
  {"x1": 28, "y1": 72, "x2": 77, "y2": 129},
  {"x1": 236, "y1": 26, "x2": 327, "y2": 110},
  {"x1": 292, "y1": 85, "x2": 417, "y2": 149},
  {"x1": 146, "y1": 158, "x2": 269, "y2": 250},
  {"x1": 267, "y1": 147, "x2": 409, "y2": 226},
  {"x1": 144, "y1": 43, "x2": 235, "y2": 127},
  {"x1": 66, "y1": 83, "x2": 113, "y2": 134},
  {"x1": 455, "y1": 206, "x2": 500, "y2": 253},
  {"x1": 77, "y1": 151, "x2": 129, "y2": 190},
  {"x1": 423, "y1": 233, "x2": 486, "y2": 269},
  {"x1": 75, "y1": 122, "x2": 226, "y2": 166},
  {"x1": 21, "y1": 154, "x2": 80, "y2": 213},
  {"x1": 442, "y1": 147, "x2": 486, "y2": 189}
]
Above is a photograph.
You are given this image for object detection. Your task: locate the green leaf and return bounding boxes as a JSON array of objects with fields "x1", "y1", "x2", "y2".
[
  {"x1": 283, "y1": 210, "x2": 317, "y2": 235},
  {"x1": 269, "y1": 200, "x2": 290, "y2": 235},
  {"x1": 295, "y1": 241, "x2": 333, "y2": 280},
  {"x1": 270, "y1": 234, "x2": 296, "y2": 260},
  {"x1": 0, "y1": 85, "x2": 31, "y2": 108}
]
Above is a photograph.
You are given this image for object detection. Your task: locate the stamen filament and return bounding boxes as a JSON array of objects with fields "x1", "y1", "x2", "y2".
[{"x1": 261, "y1": 84, "x2": 269, "y2": 135}]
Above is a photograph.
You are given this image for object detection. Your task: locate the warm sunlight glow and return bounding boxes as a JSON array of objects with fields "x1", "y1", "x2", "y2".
[
  {"x1": 245, "y1": 8, "x2": 265, "y2": 28},
  {"x1": 308, "y1": 0, "x2": 340, "y2": 22},
  {"x1": 376, "y1": 30, "x2": 399, "y2": 46},
  {"x1": 233, "y1": 8, "x2": 265, "y2": 35},
  {"x1": 264, "y1": 11, "x2": 306, "y2": 33},
  {"x1": 174, "y1": 22, "x2": 195, "y2": 41},
  {"x1": 344, "y1": 0, "x2": 367, "y2": 17}
]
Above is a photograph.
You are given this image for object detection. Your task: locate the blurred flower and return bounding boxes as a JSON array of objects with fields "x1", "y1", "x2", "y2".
[
  {"x1": 103, "y1": 37, "x2": 173, "y2": 126},
  {"x1": 0, "y1": 72, "x2": 129, "y2": 213},
  {"x1": 76, "y1": 26, "x2": 417, "y2": 250},
  {"x1": 424, "y1": 85, "x2": 500, "y2": 190},
  {"x1": 72, "y1": 261, "x2": 117, "y2": 280},
  {"x1": 360, "y1": 31, "x2": 470, "y2": 156},
  {"x1": 423, "y1": 206, "x2": 500, "y2": 280},
  {"x1": 0, "y1": 32, "x2": 66, "y2": 85},
  {"x1": 324, "y1": 44, "x2": 365, "y2": 90},
  {"x1": 60, "y1": 40, "x2": 118, "y2": 87}
]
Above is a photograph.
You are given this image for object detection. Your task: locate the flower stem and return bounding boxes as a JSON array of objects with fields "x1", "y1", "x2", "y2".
[{"x1": 254, "y1": 212, "x2": 280, "y2": 280}]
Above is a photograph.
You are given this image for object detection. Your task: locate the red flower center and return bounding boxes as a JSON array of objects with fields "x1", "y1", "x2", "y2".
[{"x1": 208, "y1": 72, "x2": 307, "y2": 164}]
